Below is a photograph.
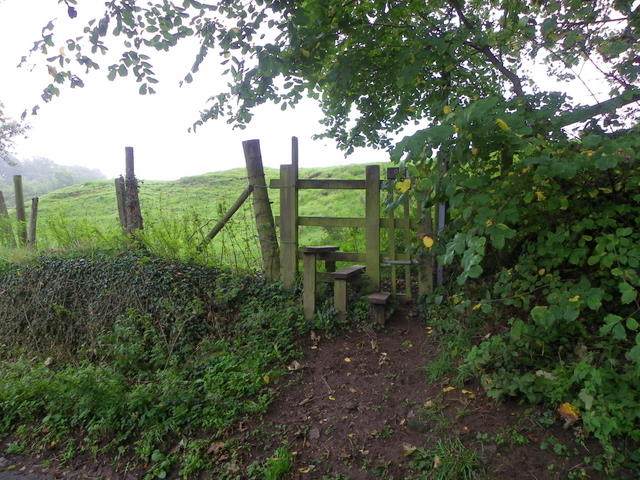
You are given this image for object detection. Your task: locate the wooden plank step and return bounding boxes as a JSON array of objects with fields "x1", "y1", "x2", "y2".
[
  {"x1": 381, "y1": 259, "x2": 418, "y2": 266},
  {"x1": 330, "y1": 265, "x2": 366, "y2": 280},
  {"x1": 303, "y1": 245, "x2": 340, "y2": 253},
  {"x1": 368, "y1": 292, "x2": 391, "y2": 304}
]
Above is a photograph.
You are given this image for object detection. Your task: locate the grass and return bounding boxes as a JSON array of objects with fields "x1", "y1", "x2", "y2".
[{"x1": 0, "y1": 163, "x2": 393, "y2": 269}]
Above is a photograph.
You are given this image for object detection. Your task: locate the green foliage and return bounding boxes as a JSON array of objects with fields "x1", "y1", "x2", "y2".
[
  {"x1": 400, "y1": 95, "x2": 640, "y2": 470},
  {"x1": 0, "y1": 252, "x2": 307, "y2": 478}
]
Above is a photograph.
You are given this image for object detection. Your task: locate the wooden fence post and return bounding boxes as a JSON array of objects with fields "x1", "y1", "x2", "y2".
[
  {"x1": 419, "y1": 204, "x2": 434, "y2": 296},
  {"x1": 13, "y1": 175, "x2": 27, "y2": 246},
  {"x1": 0, "y1": 191, "x2": 16, "y2": 247},
  {"x1": 365, "y1": 165, "x2": 380, "y2": 291},
  {"x1": 27, "y1": 197, "x2": 39, "y2": 249},
  {"x1": 280, "y1": 164, "x2": 298, "y2": 289},
  {"x1": 243, "y1": 139, "x2": 280, "y2": 281},
  {"x1": 114, "y1": 176, "x2": 127, "y2": 229},
  {"x1": 124, "y1": 147, "x2": 143, "y2": 234}
]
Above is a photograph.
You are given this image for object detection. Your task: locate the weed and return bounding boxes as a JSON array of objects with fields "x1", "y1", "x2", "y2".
[{"x1": 410, "y1": 439, "x2": 482, "y2": 480}]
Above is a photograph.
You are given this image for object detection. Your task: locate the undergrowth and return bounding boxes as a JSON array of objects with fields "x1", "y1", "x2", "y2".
[{"x1": 0, "y1": 250, "x2": 309, "y2": 478}]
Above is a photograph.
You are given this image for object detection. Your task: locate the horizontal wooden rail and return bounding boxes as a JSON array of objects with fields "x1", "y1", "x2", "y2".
[
  {"x1": 276, "y1": 216, "x2": 418, "y2": 229},
  {"x1": 297, "y1": 251, "x2": 366, "y2": 262},
  {"x1": 271, "y1": 179, "x2": 381, "y2": 190}
]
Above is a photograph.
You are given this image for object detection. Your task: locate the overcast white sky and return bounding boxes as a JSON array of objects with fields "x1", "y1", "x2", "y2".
[
  {"x1": 0, "y1": 0, "x2": 390, "y2": 180},
  {"x1": 0, "y1": 1, "x2": 614, "y2": 181}
]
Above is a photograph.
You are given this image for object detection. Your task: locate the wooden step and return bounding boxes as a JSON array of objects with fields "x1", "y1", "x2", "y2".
[
  {"x1": 330, "y1": 265, "x2": 366, "y2": 280},
  {"x1": 368, "y1": 292, "x2": 391, "y2": 305}
]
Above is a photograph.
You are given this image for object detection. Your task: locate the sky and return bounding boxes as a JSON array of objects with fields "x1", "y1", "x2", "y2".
[
  {"x1": 0, "y1": 0, "x2": 389, "y2": 180},
  {"x1": 0, "y1": 1, "x2": 615, "y2": 181}
]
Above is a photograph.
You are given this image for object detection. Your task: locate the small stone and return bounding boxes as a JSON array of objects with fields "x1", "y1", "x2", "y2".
[{"x1": 308, "y1": 427, "x2": 321, "y2": 440}]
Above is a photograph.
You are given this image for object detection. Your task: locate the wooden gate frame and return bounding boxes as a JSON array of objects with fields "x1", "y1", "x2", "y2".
[{"x1": 271, "y1": 162, "x2": 434, "y2": 300}]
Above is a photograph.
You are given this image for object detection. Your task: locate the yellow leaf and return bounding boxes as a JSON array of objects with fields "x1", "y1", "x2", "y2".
[
  {"x1": 422, "y1": 235, "x2": 434, "y2": 249},
  {"x1": 396, "y1": 178, "x2": 411, "y2": 194},
  {"x1": 223, "y1": 52, "x2": 231, "y2": 59},
  {"x1": 485, "y1": 219, "x2": 493, "y2": 227},
  {"x1": 59, "y1": 47, "x2": 65, "y2": 56},
  {"x1": 558, "y1": 402, "x2": 580, "y2": 420},
  {"x1": 453, "y1": 124, "x2": 459, "y2": 133},
  {"x1": 328, "y1": 395, "x2": 336, "y2": 401},
  {"x1": 301, "y1": 49, "x2": 311, "y2": 57},
  {"x1": 538, "y1": 268, "x2": 546, "y2": 276},
  {"x1": 344, "y1": 357, "x2": 352, "y2": 363},
  {"x1": 263, "y1": 375, "x2": 270, "y2": 384},
  {"x1": 443, "y1": 105, "x2": 452, "y2": 114},
  {"x1": 495, "y1": 118, "x2": 510, "y2": 131},
  {"x1": 402, "y1": 443, "x2": 418, "y2": 456},
  {"x1": 568, "y1": 295, "x2": 580, "y2": 303},
  {"x1": 472, "y1": 303, "x2": 482, "y2": 311},
  {"x1": 442, "y1": 386, "x2": 455, "y2": 393},
  {"x1": 535, "y1": 191, "x2": 546, "y2": 201},
  {"x1": 298, "y1": 465, "x2": 315, "y2": 473},
  {"x1": 461, "y1": 389, "x2": 473, "y2": 395}
]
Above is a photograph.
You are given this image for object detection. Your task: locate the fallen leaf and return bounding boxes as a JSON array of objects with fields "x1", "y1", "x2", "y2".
[
  {"x1": 328, "y1": 395, "x2": 336, "y2": 401},
  {"x1": 298, "y1": 465, "x2": 315, "y2": 473},
  {"x1": 344, "y1": 357, "x2": 352, "y2": 363},
  {"x1": 262, "y1": 375, "x2": 270, "y2": 384},
  {"x1": 207, "y1": 441, "x2": 225, "y2": 455},
  {"x1": 378, "y1": 352, "x2": 390, "y2": 366},
  {"x1": 461, "y1": 389, "x2": 473, "y2": 395},
  {"x1": 287, "y1": 360, "x2": 303, "y2": 371},
  {"x1": 433, "y1": 455, "x2": 442, "y2": 469},
  {"x1": 535, "y1": 370, "x2": 556, "y2": 380},
  {"x1": 402, "y1": 443, "x2": 418, "y2": 456},
  {"x1": 442, "y1": 386, "x2": 455, "y2": 393}
]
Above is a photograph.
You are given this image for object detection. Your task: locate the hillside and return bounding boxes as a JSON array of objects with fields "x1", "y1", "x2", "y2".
[{"x1": 3, "y1": 163, "x2": 388, "y2": 268}]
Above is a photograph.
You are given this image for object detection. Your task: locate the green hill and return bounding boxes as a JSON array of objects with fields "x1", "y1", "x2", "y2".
[{"x1": 1, "y1": 163, "x2": 391, "y2": 268}]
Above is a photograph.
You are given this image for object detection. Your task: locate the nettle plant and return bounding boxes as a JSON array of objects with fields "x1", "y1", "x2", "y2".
[{"x1": 393, "y1": 94, "x2": 640, "y2": 462}]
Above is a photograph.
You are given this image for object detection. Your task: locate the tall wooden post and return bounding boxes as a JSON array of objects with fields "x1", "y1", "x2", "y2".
[
  {"x1": 114, "y1": 176, "x2": 127, "y2": 229},
  {"x1": 365, "y1": 165, "x2": 380, "y2": 291},
  {"x1": 124, "y1": 147, "x2": 143, "y2": 234},
  {"x1": 0, "y1": 191, "x2": 16, "y2": 247},
  {"x1": 419, "y1": 204, "x2": 434, "y2": 295},
  {"x1": 13, "y1": 175, "x2": 27, "y2": 246},
  {"x1": 27, "y1": 197, "x2": 39, "y2": 249},
  {"x1": 280, "y1": 164, "x2": 297, "y2": 289},
  {"x1": 243, "y1": 139, "x2": 280, "y2": 281}
]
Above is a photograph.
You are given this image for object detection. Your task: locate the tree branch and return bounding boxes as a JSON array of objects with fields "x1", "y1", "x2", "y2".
[
  {"x1": 554, "y1": 90, "x2": 640, "y2": 128},
  {"x1": 448, "y1": 0, "x2": 524, "y2": 96}
]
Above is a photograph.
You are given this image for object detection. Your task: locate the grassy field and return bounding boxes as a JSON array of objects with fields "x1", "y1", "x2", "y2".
[{"x1": 0, "y1": 163, "x2": 392, "y2": 269}]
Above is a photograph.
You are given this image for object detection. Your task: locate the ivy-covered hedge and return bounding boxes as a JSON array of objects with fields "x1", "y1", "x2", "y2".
[{"x1": 0, "y1": 250, "x2": 267, "y2": 356}]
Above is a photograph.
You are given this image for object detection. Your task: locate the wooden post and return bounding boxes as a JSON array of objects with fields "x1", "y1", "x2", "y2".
[
  {"x1": 291, "y1": 136, "x2": 299, "y2": 182},
  {"x1": 280, "y1": 164, "x2": 297, "y2": 289},
  {"x1": 303, "y1": 252, "x2": 316, "y2": 320},
  {"x1": 0, "y1": 191, "x2": 16, "y2": 247},
  {"x1": 243, "y1": 139, "x2": 280, "y2": 281},
  {"x1": 403, "y1": 196, "x2": 412, "y2": 299},
  {"x1": 419, "y1": 204, "x2": 434, "y2": 296},
  {"x1": 27, "y1": 197, "x2": 39, "y2": 249},
  {"x1": 124, "y1": 147, "x2": 143, "y2": 234},
  {"x1": 114, "y1": 176, "x2": 127, "y2": 229},
  {"x1": 365, "y1": 165, "x2": 380, "y2": 291},
  {"x1": 199, "y1": 185, "x2": 254, "y2": 250},
  {"x1": 334, "y1": 279, "x2": 348, "y2": 319},
  {"x1": 13, "y1": 175, "x2": 27, "y2": 246}
]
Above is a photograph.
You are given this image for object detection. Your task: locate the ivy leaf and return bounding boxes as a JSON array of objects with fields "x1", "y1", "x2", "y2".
[{"x1": 619, "y1": 282, "x2": 637, "y2": 305}]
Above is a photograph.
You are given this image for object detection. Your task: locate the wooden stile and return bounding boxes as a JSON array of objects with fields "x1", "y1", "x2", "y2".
[{"x1": 280, "y1": 164, "x2": 297, "y2": 289}]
